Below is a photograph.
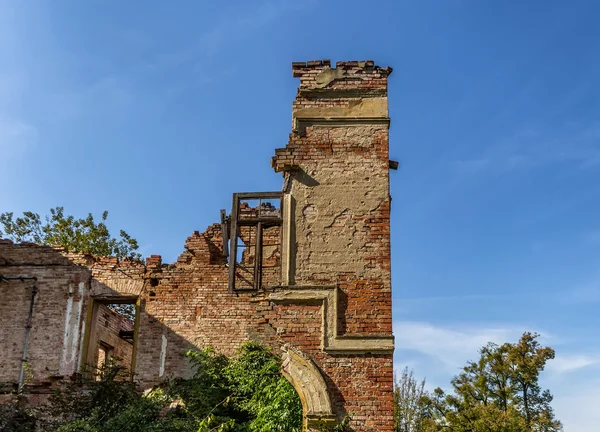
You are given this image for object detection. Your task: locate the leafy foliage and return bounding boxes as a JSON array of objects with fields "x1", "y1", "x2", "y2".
[
  {"x1": 394, "y1": 367, "x2": 430, "y2": 432},
  {"x1": 18, "y1": 342, "x2": 313, "y2": 431},
  {"x1": 418, "y1": 332, "x2": 563, "y2": 432},
  {"x1": 0, "y1": 396, "x2": 38, "y2": 432},
  {"x1": 312, "y1": 416, "x2": 351, "y2": 432},
  {"x1": 225, "y1": 341, "x2": 303, "y2": 431},
  {"x1": 46, "y1": 362, "x2": 140, "y2": 430},
  {"x1": 106, "y1": 302, "x2": 137, "y2": 327},
  {"x1": 167, "y1": 341, "x2": 303, "y2": 431},
  {"x1": 0, "y1": 207, "x2": 140, "y2": 260}
]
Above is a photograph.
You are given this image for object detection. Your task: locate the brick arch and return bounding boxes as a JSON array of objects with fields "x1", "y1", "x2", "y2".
[{"x1": 281, "y1": 345, "x2": 336, "y2": 429}]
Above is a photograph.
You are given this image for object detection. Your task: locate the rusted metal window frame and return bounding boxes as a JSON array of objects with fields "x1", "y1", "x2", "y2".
[{"x1": 228, "y1": 192, "x2": 282, "y2": 293}]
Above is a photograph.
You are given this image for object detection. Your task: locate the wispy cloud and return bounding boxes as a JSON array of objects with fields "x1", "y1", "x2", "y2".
[
  {"x1": 550, "y1": 379, "x2": 600, "y2": 432},
  {"x1": 393, "y1": 293, "x2": 522, "y2": 312},
  {"x1": 393, "y1": 321, "x2": 596, "y2": 372},
  {"x1": 393, "y1": 320, "x2": 600, "y2": 431},
  {"x1": 394, "y1": 321, "x2": 527, "y2": 369},
  {"x1": 547, "y1": 354, "x2": 599, "y2": 374}
]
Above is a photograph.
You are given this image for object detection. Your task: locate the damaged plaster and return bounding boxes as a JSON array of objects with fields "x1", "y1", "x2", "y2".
[{"x1": 0, "y1": 60, "x2": 396, "y2": 432}]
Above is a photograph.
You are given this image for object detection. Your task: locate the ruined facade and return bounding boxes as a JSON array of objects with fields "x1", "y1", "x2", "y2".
[
  {"x1": 92, "y1": 304, "x2": 134, "y2": 375},
  {"x1": 0, "y1": 60, "x2": 395, "y2": 431}
]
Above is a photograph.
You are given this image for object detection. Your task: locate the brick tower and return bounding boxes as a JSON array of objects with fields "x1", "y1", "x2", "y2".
[
  {"x1": 0, "y1": 60, "x2": 395, "y2": 432},
  {"x1": 271, "y1": 60, "x2": 395, "y2": 430}
]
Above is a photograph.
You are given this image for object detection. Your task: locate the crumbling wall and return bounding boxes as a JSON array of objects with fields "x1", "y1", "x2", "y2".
[
  {"x1": 271, "y1": 60, "x2": 395, "y2": 431},
  {"x1": 92, "y1": 304, "x2": 134, "y2": 372},
  {"x1": 0, "y1": 60, "x2": 396, "y2": 431},
  {"x1": 0, "y1": 242, "x2": 91, "y2": 390}
]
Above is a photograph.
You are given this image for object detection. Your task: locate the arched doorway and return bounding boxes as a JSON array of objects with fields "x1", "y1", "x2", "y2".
[{"x1": 281, "y1": 345, "x2": 337, "y2": 429}]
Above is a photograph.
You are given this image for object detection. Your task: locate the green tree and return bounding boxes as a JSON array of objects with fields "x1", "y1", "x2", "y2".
[
  {"x1": 0, "y1": 207, "x2": 141, "y2": 318},
  {"x1": 508, "y1": 332, "x2": 560, "y2": 430},
  {"x1": 394, "y1": 367, "x2": 431, "y2": 432},
  {"x1": 0, "y1": 207, "x2": 140, "y2": 260},
  {"x1": 422, "y1": 332, "x2": 562, "y2": 432}
]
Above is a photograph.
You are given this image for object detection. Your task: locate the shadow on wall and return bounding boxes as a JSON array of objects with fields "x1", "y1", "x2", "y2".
[
  {"x1": 0, "y1": 244, "x2": 196, "y2": 392},
  {"x1": 0, "y1": 241, "x2": 349, "y2": 426}
]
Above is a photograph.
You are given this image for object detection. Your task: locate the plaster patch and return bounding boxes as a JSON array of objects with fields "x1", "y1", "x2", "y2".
[
  {"x1": 159, "y1": 335, "x2": 167, "y2": 378},
  {"x1": 302, "y1": 204, "x2": 317, "y2": 222}
]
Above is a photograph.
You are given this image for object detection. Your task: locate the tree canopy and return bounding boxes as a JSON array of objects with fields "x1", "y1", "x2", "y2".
[
  {"x1": 394, "y1": 367, "x2": 429, "y2": 432},
  {"x1": 395, "y1": 332, "x2": 562, "y2": 432},
  {"x1": 0, "y1": 207, "x2": 140, "y2": 260}
]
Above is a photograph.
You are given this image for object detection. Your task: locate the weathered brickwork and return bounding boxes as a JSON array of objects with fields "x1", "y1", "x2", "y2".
[
  {"x1": 92, "y1": 304, "x2": 134, "y2": 373},
  {"x1": 0, "y1": 60, "x2": 395, "y2": 431},
  {"x1": 0, "y1": 246, "x2": 91, "y2": 390}
]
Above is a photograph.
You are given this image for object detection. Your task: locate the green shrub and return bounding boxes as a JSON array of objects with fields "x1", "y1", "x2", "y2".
[{"x1": 7, "y1": 342, "x2": 348, "y2": 431}]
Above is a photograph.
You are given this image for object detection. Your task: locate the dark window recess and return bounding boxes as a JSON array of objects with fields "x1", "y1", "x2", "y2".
[
  {"x1": 222, "y1": 192, "x2": 282, "y2": 292},
  {"x1": 119, "y1": 330, "x2": 135, "y2": 344}
]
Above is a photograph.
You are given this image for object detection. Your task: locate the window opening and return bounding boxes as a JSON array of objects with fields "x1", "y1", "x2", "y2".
[
  {"x1": 223, "y1": 192, "x2": 282, "y2": 292},
  {"x1": 96, "y1": 342, "x2": 114, "y2": 378},
  {"x1": 85, "y1": 298, "x2": 138, "y2": 381}
]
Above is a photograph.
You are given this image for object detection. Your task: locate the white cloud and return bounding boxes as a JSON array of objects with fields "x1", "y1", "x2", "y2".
[
  {"x1": 393, "y1": 321, "x2": 600, "y2": 431},
  {"x1": 394, "y1": 321, "x2": 526, "y2": 369},
  {"x1": 546, "y1": 354, "x2": 599, "y2": 374},
  {"x1": 552, "y1": 382, "x2": 600, "y2": 432}
]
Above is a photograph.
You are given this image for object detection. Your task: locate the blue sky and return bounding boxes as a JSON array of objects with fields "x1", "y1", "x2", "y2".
[{"x1": 1, "y1": 1, "x2": 599, "y2": 429}]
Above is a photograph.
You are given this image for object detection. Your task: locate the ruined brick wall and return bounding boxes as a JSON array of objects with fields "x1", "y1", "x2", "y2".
[
  {"x1": 272, "y1": 60, "x2": 395, "y2": 430},
  {"x1": 92, "y1": 304, "x2": 134, "y2": 372},
  {"x1": 0, "y1": 242, "x2": 91, "y2": 391},
  {"x1": 275, "y1": 60, "x2": 393, "y2": 334},
  {"x1": 0, "y1": 60, "x2": 395, "y2": 431}
]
